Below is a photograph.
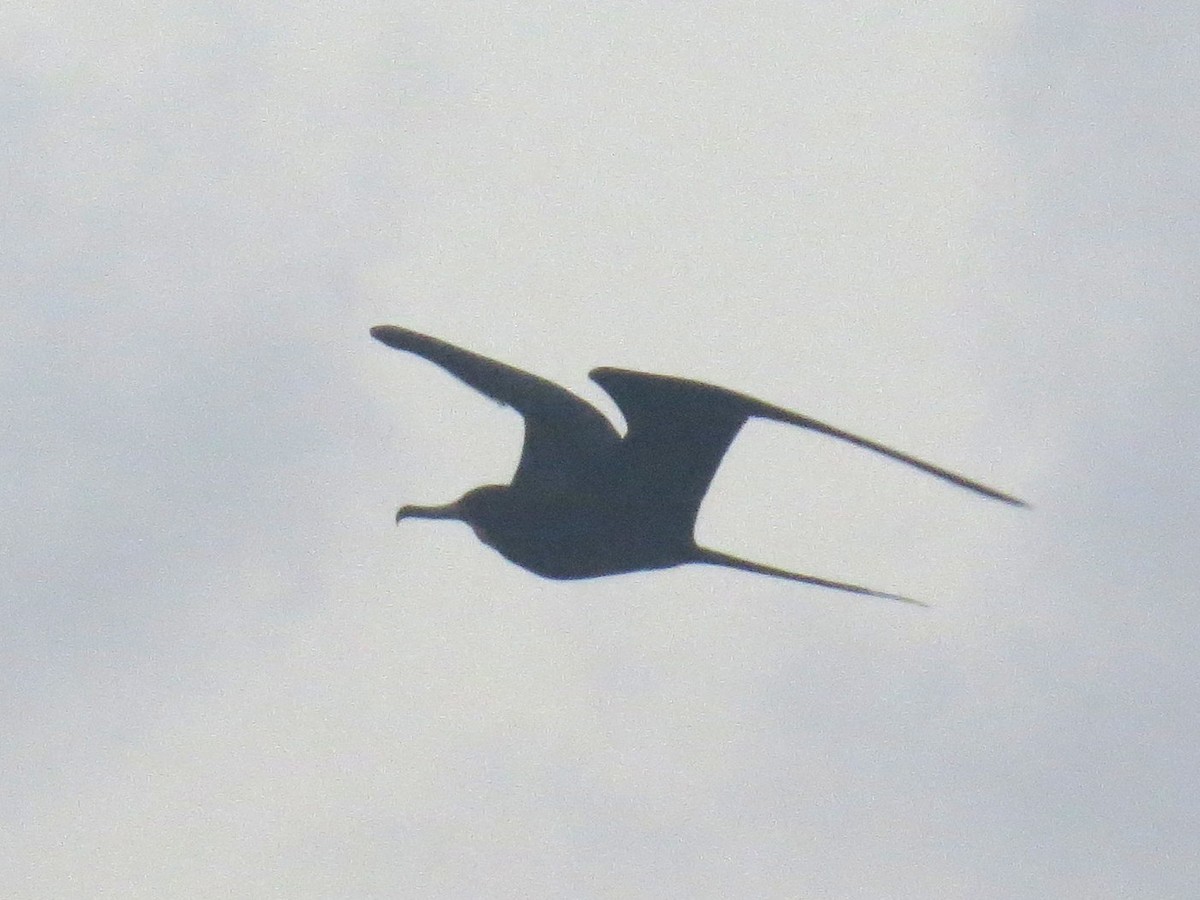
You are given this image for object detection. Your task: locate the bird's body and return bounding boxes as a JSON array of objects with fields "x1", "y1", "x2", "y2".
[
  {"x1": 371, "y1": 325, "x2": 1025, "y2": 604},
  {"x1": 453, "y1": 485, "x2": 697, "y2": 579}
]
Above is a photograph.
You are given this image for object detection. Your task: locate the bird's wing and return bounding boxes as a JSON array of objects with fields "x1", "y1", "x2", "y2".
[
  {"x1": 749, "y1": 395, "x2": 1028, "y2": 506},
  {"x1": 372, "y1": 326, "x2": 620, "y2": 492},
  {"x1": 589, "y1": 368, "x2": 756, "y2": 532},
  {"x1": 590, "y1": 367, "x2": 1027, "y2": 515}
]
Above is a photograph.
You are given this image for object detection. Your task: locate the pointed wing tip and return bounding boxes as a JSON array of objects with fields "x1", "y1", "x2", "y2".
[
  {"x1": 983, "y1": 489, "x2": 1030, "y2": 510},
  {"x1": 858, "y1": 585, "x2": 927, "y2": 607}
]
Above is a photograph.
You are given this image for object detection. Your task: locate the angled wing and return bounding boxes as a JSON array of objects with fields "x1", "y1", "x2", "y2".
[
  {"x1": 590, "y1": 366, "x2": 1027, "y2": 521},
  {"x1": 589, "y1": 368, "x2": 756, "y2": 534},
  {"x1": 692, "y1": 547, "x2": 926, "y2": 605},
  {"x1": 372, "y1": 326, "x2": 620, "y2": 491},
  {"x1": 749, "y1": 396, "x2": 1028, "y2": 507}
]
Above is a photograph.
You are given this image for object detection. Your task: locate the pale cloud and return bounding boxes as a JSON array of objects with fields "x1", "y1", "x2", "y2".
[{"x1": 3, "y1": 2, "x2": 1196, "y2": 898}]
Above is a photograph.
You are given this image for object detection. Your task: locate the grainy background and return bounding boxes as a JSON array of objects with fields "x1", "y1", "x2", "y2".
[{"x1": 3, "y1": 3, "x2": 1196, "y2": 897}]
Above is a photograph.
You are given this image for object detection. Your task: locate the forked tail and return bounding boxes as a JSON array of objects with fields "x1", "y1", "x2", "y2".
[{"x1": 692, "y1": 547, "x2": 926, "y2": 606}]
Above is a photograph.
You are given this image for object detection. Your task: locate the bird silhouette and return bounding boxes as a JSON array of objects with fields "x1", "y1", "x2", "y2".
[{"x1": 371, "y1": 326, "x2": 1025, "y2": 605}]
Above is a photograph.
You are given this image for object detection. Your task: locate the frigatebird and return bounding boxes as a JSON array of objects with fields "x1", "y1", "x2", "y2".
[{"x1": 371, "y1": 326, "x2": 1025, "y2": 605}]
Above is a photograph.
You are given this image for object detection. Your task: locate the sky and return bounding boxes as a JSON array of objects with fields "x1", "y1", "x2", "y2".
[{"x1": 3, "y1": 2, "x2": 1198, "y2": 897}]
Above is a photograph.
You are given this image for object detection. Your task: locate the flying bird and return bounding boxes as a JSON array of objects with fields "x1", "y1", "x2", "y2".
[{"x1": 371, "y1": 326, "x2": 1025, "y2": 605}]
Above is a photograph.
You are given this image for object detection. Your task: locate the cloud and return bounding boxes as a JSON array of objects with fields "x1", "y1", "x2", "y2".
[{"x1": 3, "y1": 2, "x2": 1196, "y2": 898}]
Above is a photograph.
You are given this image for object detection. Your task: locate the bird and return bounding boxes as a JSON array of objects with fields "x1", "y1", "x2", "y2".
[{"x1": 370, "y1": 325, "x2": 1025, "y2": 605}]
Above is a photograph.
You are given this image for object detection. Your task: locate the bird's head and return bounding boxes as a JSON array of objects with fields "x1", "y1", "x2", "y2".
[
  {"x1": 394, "y1": 485, "x2": 507, "y2": 541},
  {"x1": 394, "y1": 498, "x2": 463, "y2": 525}
]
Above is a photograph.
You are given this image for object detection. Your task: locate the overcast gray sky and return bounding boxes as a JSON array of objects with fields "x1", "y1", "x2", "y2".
[{"x1": 3, "y1": 2, "x2": 1198, "y2": 897}]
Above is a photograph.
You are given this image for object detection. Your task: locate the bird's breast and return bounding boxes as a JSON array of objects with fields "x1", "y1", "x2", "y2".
[{"x1": 471, "y1": 494, "x2": 689, "y2": 579}]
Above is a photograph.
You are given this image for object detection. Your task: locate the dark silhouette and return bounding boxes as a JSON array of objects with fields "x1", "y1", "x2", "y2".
[{"x1": 371, "y1": 326, "x2": 1025, "y2": 605}]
